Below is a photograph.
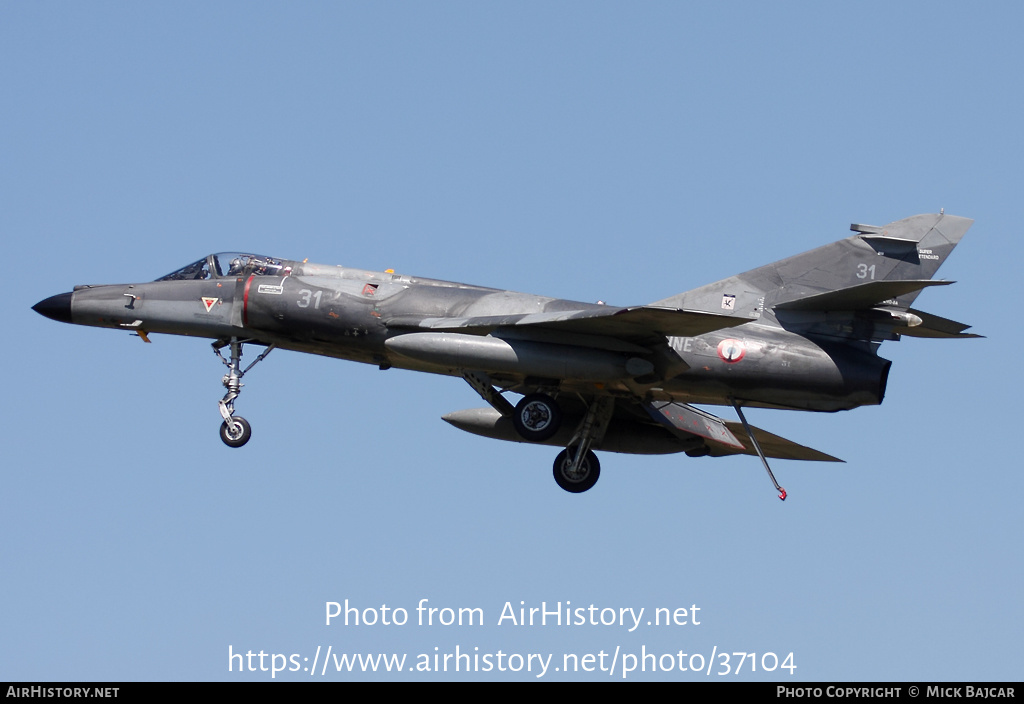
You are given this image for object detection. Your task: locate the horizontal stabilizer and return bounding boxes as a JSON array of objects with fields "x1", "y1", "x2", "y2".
[
  {"x1": 853, "y1": 213, "x2": 971, "y2": 244},
  {"x1": 774, "y1": 280, "x2": 953, "y2": 311},
  {"x1": 898, "y1": 308, "x2": 982, "y2": 339},
  {"x1": 387, "y1": 306, "x2": 752, "y2": 345}
]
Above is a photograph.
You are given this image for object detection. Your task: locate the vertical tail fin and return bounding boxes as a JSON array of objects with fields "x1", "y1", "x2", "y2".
[{"x1": 654, "y1": 213, "x2": 973, "y2": 316}]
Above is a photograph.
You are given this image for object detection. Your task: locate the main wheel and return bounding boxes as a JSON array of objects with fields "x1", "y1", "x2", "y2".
[
  {"x1": 219, "y1": 416, "x2": 252, "y2": 448},
  {"x1": 553, "y1": 448, "x2": 601, "y2": 493},
  {"x1": 512, "y1": 393, "x2": 562, "y2": 442}
]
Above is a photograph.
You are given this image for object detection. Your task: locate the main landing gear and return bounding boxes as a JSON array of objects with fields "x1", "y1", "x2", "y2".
[
  {"x1": 512, "y1": 393, "x2": 562, "y2": 441},
  {"x1": 461, "y1": 372, "x2": 611, "y2": 494},
  {"x1": 551, "y1": 396, "x2": 613, "y2": 493},
  {"x1": 552, "y1": 447, "x2": 600, "y2": 493},
  {"x1": 213, "y1": 338, "x2": 275, "y2": 448}
]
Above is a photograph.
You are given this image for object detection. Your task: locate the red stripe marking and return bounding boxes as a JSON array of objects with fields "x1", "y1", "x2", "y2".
[{"x1": 242, "y1": 275, "x2": 253, "y2": 327}]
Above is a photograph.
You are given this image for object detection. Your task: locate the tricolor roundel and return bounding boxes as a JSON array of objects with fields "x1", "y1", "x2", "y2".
[{"x1": 717, "y1": 338, "x2": 746, "y2": 364}]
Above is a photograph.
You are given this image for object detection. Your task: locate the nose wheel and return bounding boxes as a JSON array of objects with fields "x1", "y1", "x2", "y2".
[
  {"x1": 213, "y1": 338, "x2": 274, "y2": 448},
  {"x1": 219, "y1": 416, "x2": 252, "y2": 448}
]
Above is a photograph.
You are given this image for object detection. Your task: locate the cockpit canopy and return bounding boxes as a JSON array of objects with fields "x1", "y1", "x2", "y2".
[{"x1": 157, "y1": 253, "x2": 291, "y2": 281}]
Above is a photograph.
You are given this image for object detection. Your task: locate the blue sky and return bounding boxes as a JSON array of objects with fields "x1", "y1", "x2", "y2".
[{"x1": 3, "y1": 2, "x2": 1021, "y2": 681}]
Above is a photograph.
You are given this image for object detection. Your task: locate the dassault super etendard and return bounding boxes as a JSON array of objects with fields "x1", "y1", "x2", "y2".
[{"x1": 33, "y1": 213, "x2": 978, "y2": 498}]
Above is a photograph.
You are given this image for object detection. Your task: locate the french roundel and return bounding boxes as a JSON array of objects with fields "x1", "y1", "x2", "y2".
[{"x1": 717, "y1": 338, "x2": 746, "y2": 364}]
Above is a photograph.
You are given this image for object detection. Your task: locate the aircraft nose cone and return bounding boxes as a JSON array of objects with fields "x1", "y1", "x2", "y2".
[{"x1": 33, "y1": 292, "x2": 74, "y2": 324}]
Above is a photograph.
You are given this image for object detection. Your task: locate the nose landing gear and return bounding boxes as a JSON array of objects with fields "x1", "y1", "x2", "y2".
[
  {"x1": 219, "y1": 416, "x2": 252, "y2": 448},
  {"x1": 213, "y1": 338, "x2": 275, "y2": 448}
]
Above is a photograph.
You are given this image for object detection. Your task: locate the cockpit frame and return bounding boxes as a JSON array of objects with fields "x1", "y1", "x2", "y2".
[{"x1": 156, "y1": 253, "x2": 291, "y2": 282}]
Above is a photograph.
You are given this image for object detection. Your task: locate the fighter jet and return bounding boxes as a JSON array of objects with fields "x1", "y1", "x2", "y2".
[{"x1": 33, "y1": 213, "x2": 978, "y2": 498}]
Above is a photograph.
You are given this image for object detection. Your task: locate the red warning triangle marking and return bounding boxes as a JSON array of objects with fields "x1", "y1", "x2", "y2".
[{"x1": 201, "y1": 297, "x2": 219, "y2": 312}]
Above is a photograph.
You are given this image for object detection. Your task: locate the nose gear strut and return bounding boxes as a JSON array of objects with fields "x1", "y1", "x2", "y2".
[{"x1": 212, "y1": 338, "x2": 275, "y2": 447}]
